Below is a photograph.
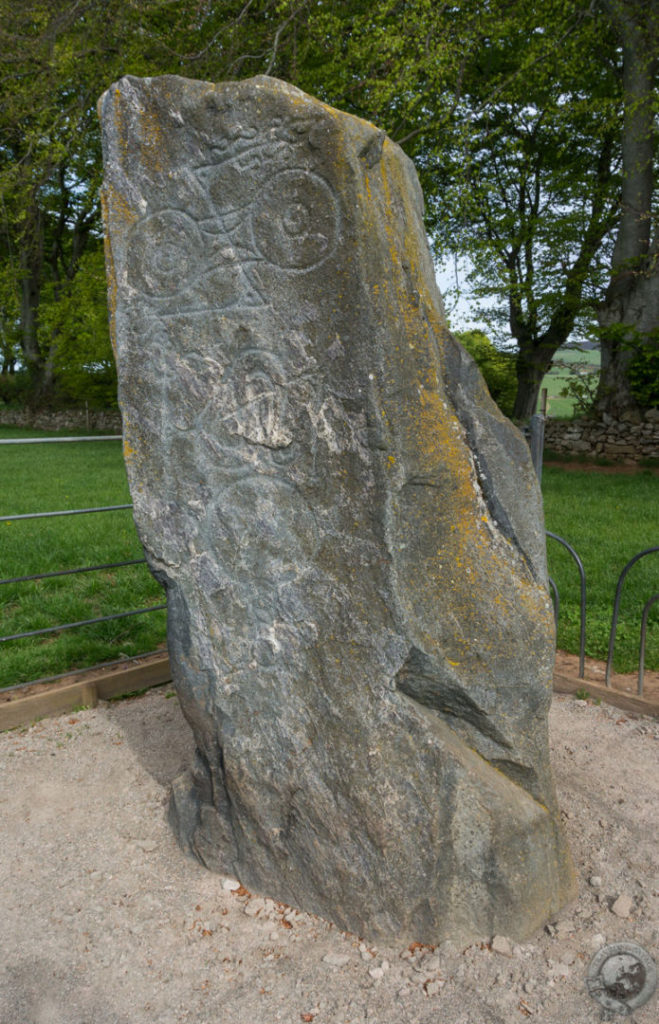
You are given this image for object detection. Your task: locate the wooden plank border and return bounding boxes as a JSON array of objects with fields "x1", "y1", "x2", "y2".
[
  {"x1": 0, "y1": 654, "x2": 171, "y2": 731},
  {"x1": 553, "y1": 671, "x2": 659, "y2": 718},
  {"x1": 2, "y1": 655, "x2": 657, "y2": 731}
]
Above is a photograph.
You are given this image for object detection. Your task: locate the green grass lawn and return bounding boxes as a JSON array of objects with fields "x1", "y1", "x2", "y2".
[
  {"x1": 0, "y1": 426, "x2": 166, "y2": 686},
  {"x1": 1, "y1": 424, "x2": 656, "y2": 686},
  {"x1": 542, "y1": 466, "x2": 659, "y2": 674}
]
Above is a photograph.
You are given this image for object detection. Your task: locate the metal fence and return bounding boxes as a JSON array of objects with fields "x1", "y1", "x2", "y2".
[
  {"x1": 0, "y1": 435, "x2": 165, "y2": 687},
  {"x1": 547, "y1": 533, "x2": 658, "y2": 696},
  {"x1": 1, "y1": 435, "x2": 657, "y2": 695}
]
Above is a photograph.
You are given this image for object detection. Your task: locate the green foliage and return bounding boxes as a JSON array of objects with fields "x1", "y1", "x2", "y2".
[
  {"x1": 455, "y1": 330, "x2": 517, "y2": 416},
  {"x1": 590, "y1": 322, "x2": 659, "y2": 412},
  {"x1": 542, "y1": 346, "x2": 601, "y2": 418},
  {"x1": 0, "y1": 0, "x2": 652, "y2": 420},
  {"x1": 38, "y1": 248, "x2": 117, "y2": 407},
  {"x1": 293, "y1": 1, "x2": 625, "y2": 419},
  {"x1": 628, "y1": 336, "x2": 659, "y2": 410},
  {"x1": 0, "y1": 370, "x2": 31, "y2": 407},
  {"x1": 0, "y1": 0, "x2": 302, "y2": 404},
  {"x1": 558, "y1": 364, "x2": 600, "y2": 416},
  {"x1": 0, "y1": 262, "x2": 21, "y2": 374}
]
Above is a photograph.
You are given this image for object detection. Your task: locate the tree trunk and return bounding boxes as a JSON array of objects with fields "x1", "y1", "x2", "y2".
[
  {"x1": 512, "y1": 346, "x2": 554, "y2": 422},
  {"x1": 18, "y1": 199, "x2": 45, "y2": 396},
  {"x1": 20, "y1": 258, "x2": 42, "y2": 377},
  {"x1": 597, "y1": 1, "x2": 659, "y2": 417},
  {"x1": 598, "y1": 268, "x2": 659, "y2": 416}
]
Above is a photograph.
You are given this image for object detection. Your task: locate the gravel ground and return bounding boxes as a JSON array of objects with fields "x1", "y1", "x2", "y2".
[{"x1": 0, "y1": 688, "x2": 657, "y2": 1024}]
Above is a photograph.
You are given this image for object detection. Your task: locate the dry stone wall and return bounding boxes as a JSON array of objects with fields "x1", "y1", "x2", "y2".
[
  {"x1": 0, "y1": 407, "x2": 122, "y2": 433},
  {"x1": 545, "y1": 411, "x2": 659, "y2": 462}
]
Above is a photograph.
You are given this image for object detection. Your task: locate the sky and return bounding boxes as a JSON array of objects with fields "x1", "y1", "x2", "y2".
[{"x1": 434, "y1": 258, "x2": 489, "y2": 337}]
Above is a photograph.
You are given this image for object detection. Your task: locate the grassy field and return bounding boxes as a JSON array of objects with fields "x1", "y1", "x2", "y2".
[
  {"x1": 542, "y1": 466, "x2": 658, "y2": 673},
  {"x1": 1, "y1": 425, "x2": 657, "y2": 686},
  {"x1": 542, "y1": 346, "x2": 600, "y2": 419},
  {"x1": 0, "y1": 426, "x2": 166, "y2": 686}
]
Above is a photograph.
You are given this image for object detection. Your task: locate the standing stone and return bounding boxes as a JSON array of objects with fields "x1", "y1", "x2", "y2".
[{"x1": 99, "y1": 74, "x2": 575, "y2": 944}]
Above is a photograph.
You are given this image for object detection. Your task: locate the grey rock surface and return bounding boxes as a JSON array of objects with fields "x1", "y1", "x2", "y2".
[{"x1": 99, "y1": 73, "x2": 575, "y2": 944}]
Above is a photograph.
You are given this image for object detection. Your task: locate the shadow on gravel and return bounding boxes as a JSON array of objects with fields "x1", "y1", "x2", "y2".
[
  {"x1": 107, "y1": 689, "x2": 195, "y2": 788},
  {"x1": 0, "y1": 957, "x2": 133, "y2": 1024}
]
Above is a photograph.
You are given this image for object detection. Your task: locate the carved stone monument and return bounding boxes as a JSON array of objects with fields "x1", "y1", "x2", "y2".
[{"x1": 99, "y1": 75, "x2": 575, "y2": 944}]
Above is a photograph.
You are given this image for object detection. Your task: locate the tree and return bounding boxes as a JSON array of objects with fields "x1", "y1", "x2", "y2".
[
  {"x1": 0, "y1": 0, "x2": 310, "y2": 403},
  {"x1": 454, "y1": 330, "x2": 517, "y2": 416},
  {"x1": 419, "y1": 3, "x2": 626, "y2": 420},
  {"x1": 0, "y1": 1, "x2": 141, "y2": 399},
  {"x1": 596, "y1": 0, "x2": 659, "y2": 418},
  {"x1": 40, "y1": 246, "x2": 117, "y2": 406},
  {"x1": 0, "y1": 0, "x2": 652, "y2": 421},
  {"x1": 287, "y1": 1, "x2": 625, "y2": 421}
]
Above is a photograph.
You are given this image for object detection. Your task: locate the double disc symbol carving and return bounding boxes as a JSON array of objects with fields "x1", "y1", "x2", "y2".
[{"x1": 251, "y1": 169, "x2": 338, "y2": 271}]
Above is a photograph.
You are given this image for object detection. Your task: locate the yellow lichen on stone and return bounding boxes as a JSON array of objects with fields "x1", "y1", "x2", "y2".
[
  {"x1": 354, "y1": 139, "x2": 555, "y2": 665},
  {"x1": 100, "y1": 197, "x2": 118, "y2": 359},
  {"x1": 123, "y1": 438, "x2": 137, "y2": 462},
  {"x1": 103, "y1": 180, "x2": 138, "y2": 232}
]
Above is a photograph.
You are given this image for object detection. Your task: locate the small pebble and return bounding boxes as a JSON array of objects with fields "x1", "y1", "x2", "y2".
[
  {"x1": 491, "y1": 935, "x2": 513, "y2": 957},
  {"x1": 244, "y1": 897, "x2": 266, "y2": 917},
  {"x1": 611, "y1": 893, "x2": 633, "y2": 918},
  {"x1": 136, "y1": 839, "x2": 158, "y2": 853},
  {"x1": 589, "y1": 875, "x2": 603, "y2": 888},
  {"x1": 323, "y1": 953, "x2": 350, "y2": 968},
  {"x1": 425, "y1": 979, "x2": 443, "y2": 996},
  {"x1": 369, "y1": 966, "x2": 385, "y2": 981},
  {"x1": 222, "y1": 878, "x2": 241, "y2": 892}
]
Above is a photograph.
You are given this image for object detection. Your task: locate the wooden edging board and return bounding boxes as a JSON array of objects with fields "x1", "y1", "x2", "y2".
[
  {"x1": 0, "y1": 654, "x2": 172, "y2": 731},
  {"x1": 2, "y1": 656, "x2": 657, "y2": 731},
  {"x1": 553, "y1": 671, "x2": 659, "y2": 718}
]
